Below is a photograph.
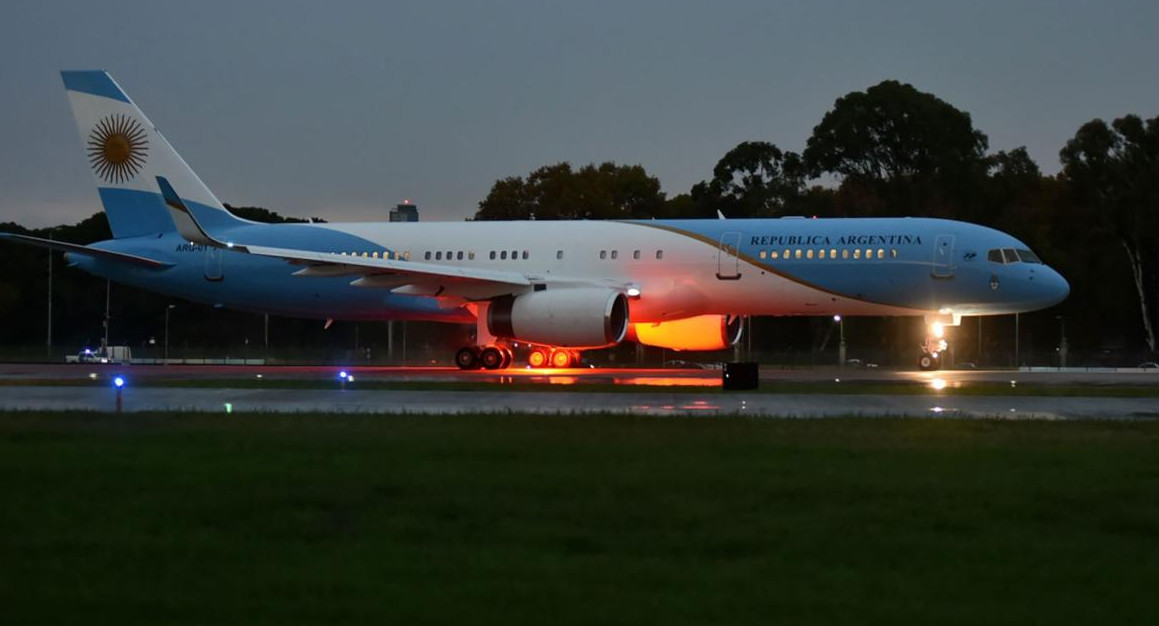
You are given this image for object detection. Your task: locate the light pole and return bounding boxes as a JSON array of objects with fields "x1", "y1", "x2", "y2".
[
  {"x1": 1057, "y1": 315, "x2": 1068, "y2": 368},
  {"x1": 102, "y1": 279, "x2": 110, "y2": 355},
  {"x1": 46, "y1": 228, "x2": 54, "y2": 360},
  {"x1": 834, "y1": 315, "x2": 846, "y2": 368},
  {"x1": 164, "y1": 305, "x2": 176, "y2": 365}
]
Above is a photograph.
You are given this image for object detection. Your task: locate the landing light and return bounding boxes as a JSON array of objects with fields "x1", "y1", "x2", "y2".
[
  {"x1": 338, "y1": 370, "x2": 348, "y2": 380},
  {"x1": 932, "y1": 322, "x2": 945, "y2": 338},
  {"x1": 832, "y1": 315, "x2": 842, "y2": 322},
  {"x1": 930, "y1": 378, "x2": 947, "y2": 391},
  {"x1": 627, "y1": 287, "x2": 642, "y2": 298}
]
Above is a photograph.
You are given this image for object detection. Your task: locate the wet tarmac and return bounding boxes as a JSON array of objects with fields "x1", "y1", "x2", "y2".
[{"x1": 1, "y1": 363, "x2": 1156, "y2": 419}]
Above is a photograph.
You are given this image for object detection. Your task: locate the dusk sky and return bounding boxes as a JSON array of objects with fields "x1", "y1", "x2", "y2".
[{"x1": 2, "y1": 0, "x2": 1157, "y2": 227}]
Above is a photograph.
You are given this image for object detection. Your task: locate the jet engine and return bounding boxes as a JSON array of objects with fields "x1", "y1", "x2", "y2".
[
  {"x1": 488, "y1": 288, "x2": 629, "y2": 348},
  {"x1": 628, "y1": 315, "x2": 743, "y2": 351}
]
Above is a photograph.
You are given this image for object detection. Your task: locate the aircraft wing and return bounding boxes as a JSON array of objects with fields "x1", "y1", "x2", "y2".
[
  {"x1": 0, "y1": 233, "x2": 174, "y2": 270},
  {"x1": 240, "y1": 243, "x2": 533, "y2": 299},
  {"x1": 156, "y1": 175, "x2": 532, "y2": 298}
]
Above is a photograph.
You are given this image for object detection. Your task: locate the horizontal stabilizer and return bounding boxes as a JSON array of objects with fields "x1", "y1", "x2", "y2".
[{"x1": 0, "y1": 233, "x2": 173, "y2": 269}]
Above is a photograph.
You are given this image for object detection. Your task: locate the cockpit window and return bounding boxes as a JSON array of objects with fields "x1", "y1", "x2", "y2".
[
  {"x1": 1016, "y1": 249, "x2": 1042, "y2": 264},
  {"x1": 988, "y1": 247, "x2": 1045, "y2": 265}
]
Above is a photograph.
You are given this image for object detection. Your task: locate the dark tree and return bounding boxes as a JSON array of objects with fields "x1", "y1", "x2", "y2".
[
  {"x1": 690, "y1": 141, "x2": 806, "y2": 218},
  {"x1": 803, "y1": 80, "x2": 989, "y2": 218},
  {"x1": 1060, "y1": 115, "x2": 1159, "y2": 353},
  {"x1": 474, "y1": 162, "x2": 665, "y2": 221}
]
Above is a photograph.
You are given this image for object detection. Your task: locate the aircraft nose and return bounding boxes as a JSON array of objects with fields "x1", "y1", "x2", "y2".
[{"x1": 1039, "y1": 265, "x2": 1070, "y2": 308}]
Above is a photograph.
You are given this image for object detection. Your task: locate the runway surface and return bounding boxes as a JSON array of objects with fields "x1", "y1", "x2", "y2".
[
  {"x1": 2, "y1": 386, "x2": 1157, "y2": 419},
  {"x1": 1, "y1": 363, "x2": 1157, "y2": 418}
]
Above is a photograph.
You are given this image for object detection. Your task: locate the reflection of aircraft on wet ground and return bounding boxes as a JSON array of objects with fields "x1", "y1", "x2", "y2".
[{"x1": 2, "y1": 71, "x2": 1069, "y2": 371}]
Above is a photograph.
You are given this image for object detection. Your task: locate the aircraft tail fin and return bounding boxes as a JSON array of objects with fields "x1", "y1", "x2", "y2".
[{"x1": 60, "y1": 71, "x2": 251, "y2": 241}]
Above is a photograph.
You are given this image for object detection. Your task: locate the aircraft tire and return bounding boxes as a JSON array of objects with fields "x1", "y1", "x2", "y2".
[
  {"x1": 917, "y1": 353, "x2": 939, "y2": 371},
  {"x1": 528, "y1": 348, "x2": 549, "y2": 368},
  {"x1": 480, "y1": 346, "x2": 506, "y2": 370},
  {"x1": 455, "y1": 347, "x2": 481, "y2": 370}
]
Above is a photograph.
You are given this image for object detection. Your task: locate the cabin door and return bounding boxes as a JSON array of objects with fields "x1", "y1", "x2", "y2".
[
  {"x1": 204, "y1": 247, "x2": 224, "y2": 282},
  {"x1": 932, "y1": 235, "x2": 955, "y2": 278},
  {"x1": 717, "y1": 231, "x2": 743, "y2": 280}
]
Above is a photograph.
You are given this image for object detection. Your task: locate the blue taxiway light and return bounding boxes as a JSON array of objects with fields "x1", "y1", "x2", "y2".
[{"x1": 113, "y1": 376, "x2": 125, "y2": 388}]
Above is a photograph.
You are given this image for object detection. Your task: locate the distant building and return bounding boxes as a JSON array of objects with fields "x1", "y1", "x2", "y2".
[{"x1": 389, "y1": 201, "x2": 419, "y2": 222}]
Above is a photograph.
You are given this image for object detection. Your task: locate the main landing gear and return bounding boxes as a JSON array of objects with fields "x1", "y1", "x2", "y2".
[{"x1": 455, "y1": 344, "x2": 581, "y2": 370}]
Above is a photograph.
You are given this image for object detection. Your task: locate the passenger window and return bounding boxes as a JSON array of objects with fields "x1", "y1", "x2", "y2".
[
  {"x1": 611, "y1": 250, "x2": 618, "y2": 260},
  {"x1": 435, "y1": 251, "x2": 443, "y2": 260},
  {"x1": 877, "y1": 249, "x2": 884, "y2": 259},
  {"x1": 806, "y1": 249, "x2": 814, "y2": 259},
  {"x1": 783, "y1": 248, "x2": 790, "y2": 259},
  {"x1": 656, "y1": 250, "x2": 663, "y2": 260},
  {"x1": 424, "y1": 251, "x2": 432, "y2": 260},
  {"x1": 1003, "y1": 249, "x2": 1018, "y2": 264},
  {"x1": 457, "y1": 251, "x2": 464, "y2": 260},
  {"x1": 633, "y1": 250, "x2": 640, "y2": 260},
  {"x1": 771, "y1": 250, "x2": 779, "y2": 259},
  {"x1": 600, "y1": 250, "x2": 607, "y2": 260},
  {"x1": 501, "y1": 250, "x2": 508, "y2": 260},
  {"x1": 842, "y1": 249, "x2": 849, "y2": 260},
  {"x1": 404, "y1": 252, "x2": 410, "y2": 260},
  {"x1": 818, "y1": 250, "x2": 826, "y2": 259},
  {"x1": 760, "y1": 251, "x2": 767, "y2": 260},
  {"x1": 853, "y1": 249, "x2": 861, "y2": 260},
  {"x1": 489, "y1": 251, "x2": 496, "y2": 260},
  {"x1": 890, "y1": 249, "x2": 898, "y2": 259},
  {"x1": 794, "y1": 249, "x2": 802, "y2": 260},
  {"x1": 511, "y1": 250, "x2": 518, "y2": 259},
  {"x1": 556, "y1": 250, "x2": 563, "y2": 260},
  {"x1": 864, "y1": 248, "x2": 872, "y2": 259},
  {"x1": 522, "y1": 250, "x2": 529, "y2": 260}
]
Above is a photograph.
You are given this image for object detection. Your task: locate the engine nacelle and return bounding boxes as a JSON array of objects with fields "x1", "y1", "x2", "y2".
[
  {"x1": 488, "y1": 288, "x2": 629, "y2": 348},
  {"x1": 628, "y1": 315, "x2": 743, "y2": 351}
]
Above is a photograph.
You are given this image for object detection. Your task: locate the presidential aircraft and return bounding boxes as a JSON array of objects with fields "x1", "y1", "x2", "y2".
[{"x1": 1, "y1": 71, "x2": 1069, "y2": 370}]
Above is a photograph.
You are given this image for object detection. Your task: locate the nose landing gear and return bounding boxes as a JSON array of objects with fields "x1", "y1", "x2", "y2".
[{"x1": 918, "y1": 318, "x2": 954, "y2": 371}]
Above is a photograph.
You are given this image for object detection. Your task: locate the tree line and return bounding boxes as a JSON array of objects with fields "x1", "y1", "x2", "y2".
[
  {"x1": 472, "y1": 80, "x2": 1159, "y2": 361},
  {"x1": 0, "y1": 80, "x2": 1155, "y2": 364}
]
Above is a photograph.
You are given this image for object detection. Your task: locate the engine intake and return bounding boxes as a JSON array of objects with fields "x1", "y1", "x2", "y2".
[{"x1": 488, "y1": 288, "x2": 629, "y2": 348}]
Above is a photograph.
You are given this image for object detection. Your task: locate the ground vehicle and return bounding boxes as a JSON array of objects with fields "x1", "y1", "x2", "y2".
[{"x1": 65, "y1": 346, "x2": 132, "y2": 364}]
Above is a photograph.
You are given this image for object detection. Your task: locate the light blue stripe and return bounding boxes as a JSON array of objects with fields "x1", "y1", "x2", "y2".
[{"x1": 61, "y1": 71, "x2": 130, "y2": 104}]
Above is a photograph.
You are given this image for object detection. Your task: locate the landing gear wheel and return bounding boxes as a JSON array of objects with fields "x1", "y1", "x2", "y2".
[
  {"x1": 455, "y1": 347, "x2": 481, "y2": 370},
  {"x1": 551, "y1": 349, "x2": 578, "y2": 369},
  {"x1": 500, "y1": 347, "x2": 513, "y2": 369},
  {"x1": 528, "y1": 348, "x2": 549, "y2": 369},
  {"x1": 917, "y1": 353, "x2": 941, "y2": 371},
  {"x1": 480, "y1": 346, "x2": 506, "y2": 370}
]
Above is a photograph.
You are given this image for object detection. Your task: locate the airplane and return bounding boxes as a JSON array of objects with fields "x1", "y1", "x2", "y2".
[{"x1": 0, "y1": 71, "x2": 1069, "y2": 371}]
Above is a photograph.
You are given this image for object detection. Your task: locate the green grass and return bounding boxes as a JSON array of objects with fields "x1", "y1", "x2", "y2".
[{"x1": 2, "y1": 412, "x2": 1158, "y2": 624}]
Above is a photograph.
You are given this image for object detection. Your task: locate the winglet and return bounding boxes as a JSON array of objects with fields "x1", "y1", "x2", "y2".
[{"x1": 156, "y1": 176, "x2": 246, "y2": 251}]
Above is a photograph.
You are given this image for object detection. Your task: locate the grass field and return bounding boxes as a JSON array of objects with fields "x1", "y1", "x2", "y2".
[{"x1": 2, "y1": 412, "x2": 1157, "y2": 624}]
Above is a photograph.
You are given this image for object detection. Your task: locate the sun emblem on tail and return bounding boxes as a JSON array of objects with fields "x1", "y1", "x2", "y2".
[{"x1": 87, "y1": 114, "x2": 149, "y2": 184}]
